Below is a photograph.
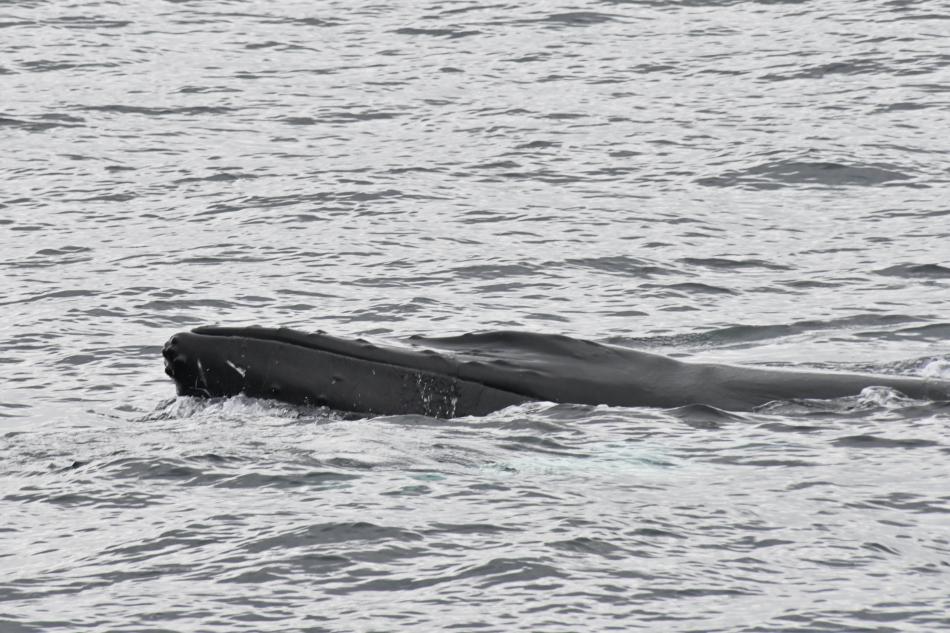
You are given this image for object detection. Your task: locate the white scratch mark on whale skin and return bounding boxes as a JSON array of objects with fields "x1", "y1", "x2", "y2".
[{"x1": 226, "y1": 360, "x2": 247, "y2": 377}]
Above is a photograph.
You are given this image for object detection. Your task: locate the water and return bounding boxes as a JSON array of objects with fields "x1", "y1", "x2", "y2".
[{"x1": 2, "y1": 1, "x2": 949, "y2": 630}]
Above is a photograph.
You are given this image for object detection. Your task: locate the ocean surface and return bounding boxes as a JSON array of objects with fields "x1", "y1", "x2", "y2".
[{"x1": 3, "y1": 1, "x2": 950, "y2": 631}]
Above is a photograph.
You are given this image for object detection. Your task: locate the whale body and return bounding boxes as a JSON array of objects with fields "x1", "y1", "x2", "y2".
[{"x1": 162, "y1": 326, "x2": 950, "y2": 417}]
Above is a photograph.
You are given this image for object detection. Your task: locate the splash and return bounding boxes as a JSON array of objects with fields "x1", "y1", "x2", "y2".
[
  {"x1": 143, "y1": 395, "x2": 313, "y2": 422},
  {"x1": 919, "y1": 357, "x2": 950, "y2": 380}
]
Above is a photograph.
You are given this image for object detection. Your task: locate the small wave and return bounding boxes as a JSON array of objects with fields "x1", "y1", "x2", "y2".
[
  {"x1": 873, "y1": 101, "x2": 932, "y2": 114},
  {"x1": 861, "y1": 323, "x2": 950, "y2": 343},
  {"x1": 667, "y1": 282, "x2": 737, "y2": 295},
  {"x1": 564, "y1": 255, "x2": 675, "y2": 278},
  {"x1": 82, "y1": 104, "x2": 234, "y2": 116},
  {"x1": 761, "y1": 59, "x2": 889, "y2": 81},
  {"x1": 496, "y1": 433, "x2": 576, "y2": 456},
  {"x1": 526, "y1": 12, "x2": 621, "y2": 27},
  {"x1": 244, "y1": 41, "x2": 317, "y2": 51},
  {"x1": 176, "y1": 84, "x2": 241, "y2": 94},
  {"x1": 609, "y1": 314, "x2": 920, "y2": 350},
  {"x1": 0, "y1": 115, "x2": 83, "y2": 132},
  {"x1": 242, "y1": 522, "x2": 422, "y2": 554},
  {"x1": 515, "y1": 140, "x2": 560, "y2": 150},
  {"x1": 41, "y1": 16, "x2": 131, "y2": 29},
  {"x1": 101, "y1": 456, "x2": 227, "y2": 485},
  {"x1": 215, "y1": 470, "x2": 359, "y2": 490},
  {"x1": 291, "y1": 17, "x2": 342, "y2": 27},
  {"x1": 7, "y1": 245, "x2": 92, "y2": 269},
  {"x1": 832, "y1": 434, "x2": 940, "y2": 449},
  {"x1": 393, "y1": 27, "x2": 481, "y2": 38},
  {"x1": 547, "y1": 536, "x2": 625, "y2": 558},
  {"x1": 0, "y1": 288, "x2": 100, "y2": 307},
  {"x1": 450, "y1": 262, "x2": 541, "y2": 280},
  {"x1": 279, "y1": 109, "x2": 404, "y2": 125},
  {"x1": 875, "y1": 263, "x2": 950, "y2": 279},
  {"x1": 601, "y1": 0, "x2": 805, "y2": 5},
  {"x1": 174, "y1": 172, "x2": 259, "y2": 184},
  {"x1": 697, "y1": 158, "x2": 914, "y2": 189},
  {"x1": 669, "y1": 404, "x2": 746, "y2": 429},
  {"x1": 679, "y1": 257, "x2": 791, "y2": 271},
  {"x1": 20, "y1": 59, "x2": 121, "y2": 72},
  {"x1": 486, "y1": 438, "x2": 680, "y2": 478}
]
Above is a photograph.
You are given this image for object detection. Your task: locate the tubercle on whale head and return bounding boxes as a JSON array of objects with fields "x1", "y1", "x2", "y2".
[
  {"x1": 163, "y1": 331, "x2": 247, "y2": 398},
  {"x1": 161, "y1": 335, "x2": 184, "y2": 380},
  {"x1": 163, "y1": 333, "x2": 201, "y2": 396}
]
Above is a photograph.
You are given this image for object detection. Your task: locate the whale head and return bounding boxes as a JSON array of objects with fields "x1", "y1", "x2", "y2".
[{"x1": 163, "y1": 332, "x2": 246, "y2": 398}]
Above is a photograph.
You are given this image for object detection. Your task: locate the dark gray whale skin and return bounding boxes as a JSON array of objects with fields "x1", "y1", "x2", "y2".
[{"x1": 162, "y1": 326, "x2": 950, "y2": 417}]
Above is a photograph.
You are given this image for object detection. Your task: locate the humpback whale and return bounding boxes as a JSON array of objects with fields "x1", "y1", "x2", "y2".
[{"x1": 162, "y1": 326, "x2": 950, "y2": 417}]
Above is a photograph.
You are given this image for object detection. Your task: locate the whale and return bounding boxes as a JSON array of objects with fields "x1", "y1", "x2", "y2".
[{"x1": 162, "y1": 326, "x2": 950, "y2": 417}]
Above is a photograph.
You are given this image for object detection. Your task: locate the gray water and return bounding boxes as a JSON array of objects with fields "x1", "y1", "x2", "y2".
[{"x1": 3, "y1": 1, "x2": 950, "y2": 631}]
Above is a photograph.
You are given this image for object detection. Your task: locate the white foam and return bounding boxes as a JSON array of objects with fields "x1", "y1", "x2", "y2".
[{"x1": 919, "y1": 357, "x2": 950, "y2": 380}]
